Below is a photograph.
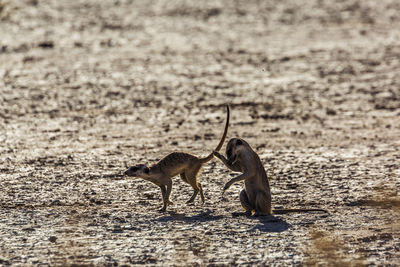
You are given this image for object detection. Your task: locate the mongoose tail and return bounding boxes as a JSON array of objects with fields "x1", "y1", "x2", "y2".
[
  {"x1": 273, "y1": 208, "x2": 328, "y2": 214},
  {"x1": 200, "y1": 105, "x2": 230, "y2": 163}
]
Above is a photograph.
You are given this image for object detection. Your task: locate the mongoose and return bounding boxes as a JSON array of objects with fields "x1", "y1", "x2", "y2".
[
  {"x1": 213, "y1": 138, "x2": 327, "y2": 216},
  {"x1": 124, "y1": 106, "x2": 230, "y2": 211}
]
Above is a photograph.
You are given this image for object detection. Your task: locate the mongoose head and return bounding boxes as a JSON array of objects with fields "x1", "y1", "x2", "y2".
[
  {"x1": 226, "y1": 138, "x2": 249, "y2": 165},
  {"x1": 124, "y1": 164, "x2": 150, "y2": 178}
]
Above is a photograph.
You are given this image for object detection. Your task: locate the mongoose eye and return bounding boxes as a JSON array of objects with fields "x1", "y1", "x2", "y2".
[{"x1": 236, "y1": 139, "x2": 242, "y2": 146}]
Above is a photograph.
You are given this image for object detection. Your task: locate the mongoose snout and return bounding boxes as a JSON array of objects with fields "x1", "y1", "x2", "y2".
[{"x1": 124, "y1": 164, "x2": 149, "y2": 177}]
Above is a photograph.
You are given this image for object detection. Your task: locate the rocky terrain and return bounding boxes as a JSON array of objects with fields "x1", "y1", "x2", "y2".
[{"x1": 0, "y1": 0, "x2": 399, "y2": 265}]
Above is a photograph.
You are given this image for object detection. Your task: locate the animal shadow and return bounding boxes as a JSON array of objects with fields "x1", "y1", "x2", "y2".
[
  {"x1": 156, "y1": 209, "x2": 224, "y2": 223},
  {"x1": 232, "y1": 212, "x2": 291, "y2": 233},
  {"x1": 156, "y1": 210, "x2": 290, "y2": 233}
]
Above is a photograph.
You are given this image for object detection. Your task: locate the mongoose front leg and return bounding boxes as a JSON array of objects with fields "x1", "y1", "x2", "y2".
[
  {"x1": 213, "y1": 150, "x2": 225, "y2": 162},
  {"x1": 223, "y1": 172, "x2": 254, "y2": 192},
  {"x1": 213, "y1": 151, "x2": 241, "y2": 172},
  {"x1": 159, "y1": 185, "x2": 166, "y2": 203},
  {"x1": 165, "y1": 179, "x2": 172, "y2": 203},
  {"x1": 159, "y1": 179, "x2": 173, "y2": 212},
  {"x1": 159, "y1": 185, "x2": 173, "y2": 206}
]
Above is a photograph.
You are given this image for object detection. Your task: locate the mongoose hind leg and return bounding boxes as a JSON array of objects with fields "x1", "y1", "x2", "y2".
[
  {"x1": 240, "y1": 189, "x2": 254, "y2": 215},
  {"x1": 198, "y1": 183, "x2": 205, "y2": 203},
  {"x1": 179, "y1": 172, "x2": 193, "y2": 203},
  {"x1": 254, "y1": 192, "x2": 272, "y2": 216},
  {"x1": 185, "y1": 167, "x2": 201, "y2": 204},
  {"x1": 179, "y1": 173, "x2": 188, "y2": 183},
  {"x1": 186, "y1": 183, "x2": 199, "y2": 204}
]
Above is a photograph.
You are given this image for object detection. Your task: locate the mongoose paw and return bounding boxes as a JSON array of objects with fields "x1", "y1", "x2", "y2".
[
  {"x1": 159, "y1": 207, "x2": 167, "y2": 212},
  {"x1": 245, "y1": 210, "x2": 253, "y2": 217},
  {"x1": 253, "y1": 211, "x2": 269, "y2": 217},
  {"x1": 213, "y1": 150, "x2": 222, "y2": 159},
  {"x1": 167, "y1": 200, "x2": 174, "y2": 205}
]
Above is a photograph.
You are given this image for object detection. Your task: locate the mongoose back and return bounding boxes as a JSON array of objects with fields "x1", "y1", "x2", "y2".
[
  {"x1": 213, "y1": 138, "x2": 327, "y2": 216},
  {"x1": 124, "y1": 105, "x2": 230, "y2": 211}
]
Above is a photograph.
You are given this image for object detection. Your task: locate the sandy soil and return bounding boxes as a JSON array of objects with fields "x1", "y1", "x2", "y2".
[{"x1": 1, "y1": 0, "x2": 400, "y2": 265}]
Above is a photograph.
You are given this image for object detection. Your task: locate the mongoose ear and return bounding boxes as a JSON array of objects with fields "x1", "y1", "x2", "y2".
[{"x1": 236, "y1": 139, "x2": 243, "y2": 146}]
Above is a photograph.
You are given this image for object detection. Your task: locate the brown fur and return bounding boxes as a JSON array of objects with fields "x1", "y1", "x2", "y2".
[
  {"x1": 124, "y1": 106, "x2": 230, "y2": 211},
  {"x1": 214, "y1": 138, "x2": 327, "y2": 216}
]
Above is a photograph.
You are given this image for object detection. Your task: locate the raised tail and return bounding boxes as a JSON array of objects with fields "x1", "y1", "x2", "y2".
[
  {"x1": 200, "y1": 105, "x2": 230, "y2": 163},
  {"x1": 273, "y1": 208, "x2": 328, "y2": 214}
]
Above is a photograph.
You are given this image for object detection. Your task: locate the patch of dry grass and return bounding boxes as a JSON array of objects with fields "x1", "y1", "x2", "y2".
[
  {"x1": 0, "y1": 0, "x2": 10, "y2": 20},
  {"x1": 358, "y1": 186, "x2": 400, "y2": 231},
  {"x1": 305, "y1": 187, "x2": 399, "y2": 266},
  {"x1": 305, "y1": 229, "x2": 365, "y2": 267}
]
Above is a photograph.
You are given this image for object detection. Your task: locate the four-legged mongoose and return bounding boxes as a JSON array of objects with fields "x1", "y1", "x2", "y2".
[{"x1": 124, "y1": 106, "x2": 230, "y2": 211}]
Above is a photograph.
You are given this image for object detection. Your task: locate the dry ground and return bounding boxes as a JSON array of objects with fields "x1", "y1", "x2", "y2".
[{"x1": 1, "y1": 0, "x2": 399, "y2": 265}]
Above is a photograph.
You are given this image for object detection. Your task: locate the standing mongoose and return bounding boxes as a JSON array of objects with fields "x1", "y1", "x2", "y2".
[{"x1": 124, "y1": 105, "x2": 230, "y2": 211}]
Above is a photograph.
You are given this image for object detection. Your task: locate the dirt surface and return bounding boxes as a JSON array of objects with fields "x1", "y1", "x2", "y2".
[{"x1": 1, "y1": 0, "x2": 400, "y2": 265}]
